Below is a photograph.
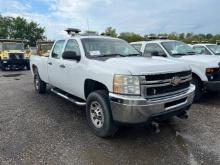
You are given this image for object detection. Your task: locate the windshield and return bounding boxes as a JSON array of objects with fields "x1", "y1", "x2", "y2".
[
  {"x1": 207, "y1": 45, "x2": 220, "y2": 55},
  {"x1": 81, "y1": 38, "x2": 141, "y2": 58},
  {"x1": 161, "y1": 41, "x2": 196, "y2": 56},
  {"x1": 2, "y1": 43, "x2": 24, "y2": 51}
]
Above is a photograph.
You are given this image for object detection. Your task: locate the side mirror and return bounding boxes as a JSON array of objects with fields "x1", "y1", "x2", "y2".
[{"x1": 62, "y1": 51, "x2": 81, "y2": 61}]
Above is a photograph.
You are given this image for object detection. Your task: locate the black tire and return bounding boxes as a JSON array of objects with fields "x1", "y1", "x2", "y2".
[
  {"x1": 192, "y1": 77, "x2": 203, "y2": 102},
  {"x1": 1, "y1": 66, "x2": 6, "y2": 71},
  {"x1": 86, "y1": 90, "x2": 119, "y2": 138},
  {"x1": 34, "y1": 70, "x2": 46, "y2": 94},
  {"x1": 27, "y1": 65, "x2": 30, "y2": 70}
]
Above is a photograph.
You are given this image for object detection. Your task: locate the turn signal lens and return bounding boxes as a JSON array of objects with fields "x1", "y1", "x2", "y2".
[{"x1": 206, "y1": 68, "x2": 217, "y2": 73}]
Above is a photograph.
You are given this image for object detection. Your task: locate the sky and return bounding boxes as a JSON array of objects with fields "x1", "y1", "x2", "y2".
[{"x1": 0, "y1": 0, "x2": 219, "y2": 39}]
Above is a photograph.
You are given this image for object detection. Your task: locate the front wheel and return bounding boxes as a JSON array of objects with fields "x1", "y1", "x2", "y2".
[
  {"x1": 34, "y1": 71, "x2": 47, "y2": 94},
  {"x1": 192, "y1": 77, "x2": 203, "y2": 102},
  {"x1": 86, "y1": 90, "x2": 119, "y2": 138}
]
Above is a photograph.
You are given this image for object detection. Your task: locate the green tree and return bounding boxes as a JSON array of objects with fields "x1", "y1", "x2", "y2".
[
  {"x1": 119, "y1": 32, "x2": 144, "y2": 42},
  {"x1": 0, "y1": 15, "x2": 13, "y2": 38},
  {"x1": 103, "y1": 27, "x2": 117, "y2": 37},
  {"x1": 0, "y1": 15, "x2": 45, "y2": 46}
]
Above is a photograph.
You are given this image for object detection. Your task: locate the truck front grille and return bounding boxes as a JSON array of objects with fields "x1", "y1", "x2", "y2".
[
  {"x1": 145, "y1": 70, "x2": 191, "y2": 81},
  {"x1": 9, "y1": 53, "x2": 24, "y2": 60},
  {"x1": 141, "y1": 71, "x2": 192, "y2": 98}
]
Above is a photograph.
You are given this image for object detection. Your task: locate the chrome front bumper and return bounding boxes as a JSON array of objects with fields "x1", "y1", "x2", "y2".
[{"x1": 109, "y1": 85, "x2": 195, "y2": 124}]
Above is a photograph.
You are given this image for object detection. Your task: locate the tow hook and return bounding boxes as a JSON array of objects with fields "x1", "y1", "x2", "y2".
[
  {"x1": 178, "y1": 112, "x2": 189, "y2": 119},
  {"x1": 150, "y1": 121, "x2": 160, "y2": 133}
]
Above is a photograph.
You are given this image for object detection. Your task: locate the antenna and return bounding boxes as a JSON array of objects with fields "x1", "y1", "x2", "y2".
[
  {"x1": 86, "y1": 18, "x2": 90, "y2": 31},
  {"x1": 65, "y1": 28, "x2": 81, "y2": 36}
]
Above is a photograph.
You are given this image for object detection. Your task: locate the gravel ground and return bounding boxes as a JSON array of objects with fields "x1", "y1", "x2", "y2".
[{"x1": 0, "y1": 70, "x2": 220, "y2": 165}]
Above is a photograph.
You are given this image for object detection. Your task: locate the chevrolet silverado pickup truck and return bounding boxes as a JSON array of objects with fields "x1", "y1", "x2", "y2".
[
  {"x1": 30, "y1": 30, "x2": 195, "y2": 137},
  {"x1": 131, "y1": 40, "x2": 220, "y2": 101}
]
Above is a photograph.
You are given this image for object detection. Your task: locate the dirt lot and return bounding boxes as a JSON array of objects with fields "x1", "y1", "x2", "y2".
[{"x1": 0, "y1": 70, "x2": 220, "y2": 165}]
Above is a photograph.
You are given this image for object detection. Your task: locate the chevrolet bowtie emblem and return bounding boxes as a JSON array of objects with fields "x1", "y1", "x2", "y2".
[{"x1": 171, "y1": 76, "x2": 181, "y2": 86}]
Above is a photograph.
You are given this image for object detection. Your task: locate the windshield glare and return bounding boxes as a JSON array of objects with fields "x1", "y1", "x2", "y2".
[
  {"x1": 2, "y1": 43, "x2": 24, "y2": 51},
  {"x1": 161, "y1": 41, "x2": 196, "y2": 56},
  {"x1": 81, "y1": 38, "x2": 141, "y2": 57},
  {"x1": 207, "y1": 45, "x2": 220, "y2": 55}
]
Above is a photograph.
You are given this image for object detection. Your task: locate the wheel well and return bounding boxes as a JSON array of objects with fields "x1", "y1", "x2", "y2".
[
  {"x1": 192, "y1": 73, "x2": 203, "y2": 87},
  {"x1": 84, "y1": 79, "x2": 108, "y2": 98},
  {"x1": 32, "y1": 65, "x2": 38, "y2": 74}
]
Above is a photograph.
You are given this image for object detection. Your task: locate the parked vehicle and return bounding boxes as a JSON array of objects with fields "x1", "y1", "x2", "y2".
[
  {"x1": 192, "y1": 44, "x2": 220, "y2": 56},
  {"x1": 131, "y1": 40, "x2": 220, "y2": 101},
  {"x1": 30, "y1": 29, "x2": 195, "y2": 137},
  {"x1": 36, "y1": 40, "x2": 54, "y2": 57},
  {"x1": 0, "y1": 39, "x2": 30, "y2": 70}
]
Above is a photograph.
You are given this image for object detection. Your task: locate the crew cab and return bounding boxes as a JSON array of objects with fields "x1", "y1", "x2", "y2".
[
  {"x1": 30, "y1": 30, "x2": 195, "y2": 137},
  {"x1": 192, "y1": 43, "x2": 220, "y2": 56},
  {"x1": 131, "y1": 40, "x2": 220, "y2": 101}
]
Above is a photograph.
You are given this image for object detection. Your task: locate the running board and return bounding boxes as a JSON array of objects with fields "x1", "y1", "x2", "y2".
[{"x1": 51, "y1": 88, "x2": 86, "y2": 106}]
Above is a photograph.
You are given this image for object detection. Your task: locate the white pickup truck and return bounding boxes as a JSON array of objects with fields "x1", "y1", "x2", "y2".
[
  {"x1": 30, "y1": 31, "x2": 195, "y2": 137},
  {"x1": 131, "y1": 40, "x2": 220, "y2": 101},
  {"x1": 192, "y1": 43, "x2": 220, "y2": 56}
]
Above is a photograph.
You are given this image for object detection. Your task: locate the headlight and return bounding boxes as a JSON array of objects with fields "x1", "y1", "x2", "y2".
[{"x1": 113, "y1": 74, "x2": 140, "y2": 95}]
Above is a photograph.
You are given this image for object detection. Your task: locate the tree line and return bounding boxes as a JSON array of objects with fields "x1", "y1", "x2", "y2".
[
  {"x1": 102, "y1": 27, "x2": 220, "y2": 43},
  {"x1": 0, "y1": 15, "x2": 45, "y2": 46},
  {"x1": 1, "y1": 15, "x2": 220, "y2": 46}
]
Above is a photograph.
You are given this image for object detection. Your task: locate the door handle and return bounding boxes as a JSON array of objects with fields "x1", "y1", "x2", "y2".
[
  {"x1": 59, "y1": 64, "x2": 66, "y2": 68},
  {"x1": 48, "y1": 62, "x2": 52, "y2": 65}
]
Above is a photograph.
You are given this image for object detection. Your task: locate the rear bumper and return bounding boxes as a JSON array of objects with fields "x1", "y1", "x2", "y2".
[
  {"x1": 1, "y1": 59, "x2": 29, "y2": 68},
  {"x1": 109, "y1": 85, "x2": 195, "y2": 124},
  {"x1": 204, "y1": 81, "x2": 220, "y2": 91}
]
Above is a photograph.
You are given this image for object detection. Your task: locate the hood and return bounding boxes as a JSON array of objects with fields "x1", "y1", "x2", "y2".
[
  {"x1": 104, "y1": 56, "x2": 190, "y2": 75},
  {"x1": 5, "y1": 50, "x2": 24, "y2": 54},
  {"x1": 178, "y1": 55, "x2": 220, "y2": 67}
]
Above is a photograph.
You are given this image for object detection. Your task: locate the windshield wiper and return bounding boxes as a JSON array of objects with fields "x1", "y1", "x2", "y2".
[
  {"x1": 94, "y1": 54, "x2": 127, "y2": 58},
  {"x1": 186, "y1": 51, "x2": 196, "y2": 55},
  {"x1": 172, "y1": 53, "x2": 186, "y2": 56},
  {"x1": 125, "y1": 53, "x2": 141, "y2": 57}
]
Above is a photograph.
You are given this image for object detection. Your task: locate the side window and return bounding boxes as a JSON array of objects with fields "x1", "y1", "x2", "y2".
[
  {"x1": 51, "y1": 40, "x2": 65, "y2": 59},
  {"x1": 131, "y1": 44, "x2": 142, "y2": 51},
  {"x1": 144, "y1": 43, "x2": 166, "y2": 57},
  {"x1": 64, "y1": 39, "x2": 81, "y2": 56},
  {"x1": 193, "y1": 46, "x2": 211, "y2": 55}
]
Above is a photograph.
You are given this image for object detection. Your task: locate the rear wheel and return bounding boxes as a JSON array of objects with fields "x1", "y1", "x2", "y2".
[
  {"x1": 34, "y1": 70, "x2": 46, "y2": 94},
  {"x1": 192, "y1": 77, "x2": 203, "y2": 102},
  {"x1": 86, "y1": 90, "x2": 119, "y2": 138}
]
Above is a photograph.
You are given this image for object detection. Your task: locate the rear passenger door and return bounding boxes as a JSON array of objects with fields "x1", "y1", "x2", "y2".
[{"x1": 48, "y1": 40, "x2": 65, "y2": 88}]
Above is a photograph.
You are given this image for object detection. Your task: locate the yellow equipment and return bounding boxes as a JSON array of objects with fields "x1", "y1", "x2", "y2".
[
  {"x1": 36, "y1": 40, "x2": 54, "y2": 57},
  {"x1": 0, "y1": 39, "x2": 30, "y2": 70}
]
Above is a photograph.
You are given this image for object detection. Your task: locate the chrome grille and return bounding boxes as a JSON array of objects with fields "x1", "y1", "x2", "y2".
[{"x1": 140, "y1": 71, "x2": 192, "y2": 98}]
